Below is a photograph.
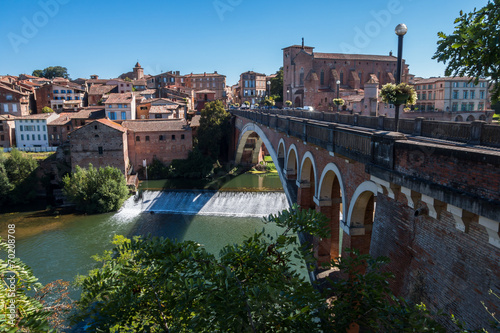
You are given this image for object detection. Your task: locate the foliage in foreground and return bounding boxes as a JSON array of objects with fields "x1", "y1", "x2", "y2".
[
  {"x1": 0, "y1": 239, "x2": 52, "y2": 332},
  {"x1": 69, "y1": 205, "x2": 490, "y2": 332},
  {"x1": 433, "y1": 0, "x2": 500, "y2": 104},
  {"x1": 62, "y1": 163, "x2": 128, "y2": 214}
]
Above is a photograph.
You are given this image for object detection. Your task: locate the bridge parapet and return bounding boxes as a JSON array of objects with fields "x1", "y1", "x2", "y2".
[{"x1": 232, "y1": 109, "x2": 500, "y2": 148}]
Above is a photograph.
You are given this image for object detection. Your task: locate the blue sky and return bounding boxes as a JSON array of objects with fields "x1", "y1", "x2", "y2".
[{"x1": 0, "y1": 0, "x2": 489, "y2": 85}]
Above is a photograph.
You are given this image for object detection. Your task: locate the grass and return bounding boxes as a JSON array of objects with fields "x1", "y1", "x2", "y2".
[{"x1": 2, "y1": 151, "x2": 55, "y2": 160}]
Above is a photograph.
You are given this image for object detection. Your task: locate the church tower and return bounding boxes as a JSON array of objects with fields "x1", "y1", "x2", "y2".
[{"x1": 133, "y1": 62, "x2": 144, "y2": 80}]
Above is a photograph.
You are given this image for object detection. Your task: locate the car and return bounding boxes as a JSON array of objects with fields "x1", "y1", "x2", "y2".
[{"x1": 301, "y1": 106, "x2": 314, "y2": 111}]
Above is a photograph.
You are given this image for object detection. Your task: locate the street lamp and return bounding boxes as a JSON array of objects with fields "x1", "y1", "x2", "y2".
[
  {"x1": 267, "y1": 80, "x2": 271, "y2": 98},
  {"x1": 336, "y1": 80, "x2": 341, "y2": 112},
  {"x1": 394, "y1": 23, "x2": 407, "y2": 132}
]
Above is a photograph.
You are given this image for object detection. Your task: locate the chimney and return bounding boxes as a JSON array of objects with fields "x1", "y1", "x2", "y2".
[
  {"x1": 214, "y1": 71, "x2": 217, "y2": 74},
  {"x1": 204, "y1": 72, "x2": 206, "y2": 76}
]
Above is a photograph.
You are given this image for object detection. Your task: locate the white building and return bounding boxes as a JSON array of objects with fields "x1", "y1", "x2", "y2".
[
  {"x1": 50, "y1": 78, "x2": 86, "y2": 111},
  {"x1": 15, "y1": 113, "x2": 58, "y2": 148}
]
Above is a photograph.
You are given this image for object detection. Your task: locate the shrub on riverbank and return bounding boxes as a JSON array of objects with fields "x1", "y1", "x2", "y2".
[{"x1": 62, "y1": 164, "x2": 128, "y2": 214}]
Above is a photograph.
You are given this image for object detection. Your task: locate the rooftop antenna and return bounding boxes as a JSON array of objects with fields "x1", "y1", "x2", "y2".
[{"x1": 302, "y1": 37, "x2": 304, "y2": 49}]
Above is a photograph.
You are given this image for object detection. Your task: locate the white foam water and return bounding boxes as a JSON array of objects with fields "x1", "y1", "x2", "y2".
[{"x1": 115, "y1": 190, "x2": 290, "y2": 219}]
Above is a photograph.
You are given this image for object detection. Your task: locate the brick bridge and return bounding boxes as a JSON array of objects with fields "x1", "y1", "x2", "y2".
[{"x1": 231, "y1": 109, "x2": 500, "y2": 329}]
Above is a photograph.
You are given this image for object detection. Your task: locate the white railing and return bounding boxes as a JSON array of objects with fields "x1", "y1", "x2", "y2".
[{"x1": 3, "y1": 147, "x2": 58, "y2": 153}]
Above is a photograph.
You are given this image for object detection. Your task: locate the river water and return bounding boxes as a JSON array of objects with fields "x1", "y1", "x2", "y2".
[{"x1": 0, "y1": 173, "x2": 291, "y2": 299}]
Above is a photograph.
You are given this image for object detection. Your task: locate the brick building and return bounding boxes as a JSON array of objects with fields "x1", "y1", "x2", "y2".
[
  {"x1": 195, "y1": 90, "x2": 216, "y2": 112},
  {"x1": 88, "y1": 84, "x2": 117, "y2": 106},
  {"x1": 282, "y1": 43, "x2": 409, "y2": 111},
  {"x1": 69, "y1": 119, "x2": 129, "y2": 175},
  {"x1": 122, "y1": 119, "x2": 192, "y2": 172},
  {"x1": 47, "y1": 107, "x2": 105, "y2": 146},
  {"x1": 0, "y1": 83, "x2": 32, "y2": 116},
  {"x1": 0, "y1": 115, "x2": 16, "y2": 148},
  {"x1": 184, "y1": 72, "x2": 226, "y2": 101}
]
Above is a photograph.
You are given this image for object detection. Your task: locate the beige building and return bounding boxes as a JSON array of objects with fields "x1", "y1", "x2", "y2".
[
  {"x1": 104, "y1": 92, "x2": 137, "y2": 122},
  {"x1": 184, "y1": 72, "x2": 226, "y2": 101},
  {"x1": 239, "y1": 71, "x2": 267, "y2": 105},
  {"x1": 409, "y1": 77, "x2": 492, "y2": 121},
  {"x1": 50, "y1": 78, "x2": 86, "y2": 111}
]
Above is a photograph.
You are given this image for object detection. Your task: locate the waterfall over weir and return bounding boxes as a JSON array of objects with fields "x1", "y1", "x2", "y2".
[{"x1": 116, "y1": 190, "x2": 290, "y2": 220}]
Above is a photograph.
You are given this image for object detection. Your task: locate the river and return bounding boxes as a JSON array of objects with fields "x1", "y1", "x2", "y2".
[{"x1": 0, "y1": 173, "x2": 291, "y2": 299}]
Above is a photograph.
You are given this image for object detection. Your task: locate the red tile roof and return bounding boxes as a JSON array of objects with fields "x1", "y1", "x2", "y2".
[
  {"x1": 89, "y1": 84, "x2": 117, "y2": 95},
  {"x1": 104, "y1": 92, "x2": 134, "y2": 104},
  {"x1": 122, "y1": 119, "x2": 188, "y2": 132},
  {"x1": 94, "y1": 118, "x2": 126, "y2": 132}
]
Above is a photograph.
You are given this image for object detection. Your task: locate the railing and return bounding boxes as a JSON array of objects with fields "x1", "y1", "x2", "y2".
[
  {"x1": 231, "y1": 108, "x2": 500, "y2": 148},
  {"x1": 3, "y1": 146, "x2": 57, "y2": 152}
]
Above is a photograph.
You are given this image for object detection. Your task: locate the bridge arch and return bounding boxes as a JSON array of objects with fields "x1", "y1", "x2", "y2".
[
  {"x1": 235, "y1": 123, "x2": 275, "y2": 166},
  {"x1": 277, "y1": 139, "x2": 286, "y2": 170},
  {"x1": 285, "y1": 144, "x2": 299, "y2": 180},
  {"x1": 314, "y1": 163, "x2": 346, "y2": 262},
  {"x1": 297, "y1": 152, "x2": 317, "y2": 210},
  {"x1": 345, "y1": 181, "x2": 378, "y2": 256}
]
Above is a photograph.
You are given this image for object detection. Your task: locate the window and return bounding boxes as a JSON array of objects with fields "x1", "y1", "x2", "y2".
[
  {"x1": 480, "y1": 91, "x2": 485, "y2": 99},
  {"x1": 38, "y1": 134, "x2": 41, "y2": 140},
  {"x1": 68, "y1": 90, "x2": 72, "y2": 93},
  {"x1": 21, "y1": 134, "x2": 24, "y2": 140},
  {"x1": 12, "y1": 104, "x2": 17, "y2": 112},
  {"x1": 54, "y1": 90, "x2": 59, "y2": 93},
  {"x1": 171, "y1": 135, "x2": 176, "y2": 140},
  {"x1": 468, "y1": 103, "x2": 474, "y2": 111},
  {"x1": 0, "y1": 135, "x2": 3, "y2": 141},
  {"x1": 20, "y1": 125, "x2": 23, "y2": 131},
  {"x1": 136, "y1": 136, "x2": 140, "y2": 141},
  {"x1": 470, "y1": 90, "x2": 475, "y2": 99},
  {"x1": 461, "y1": 103, "x2": 467, "y2": 111},
  {"x1": 452, "y1": 103, "x2": 458, "y2": 111},
  {"x1": 480, "y1": 82, "x2": 486, "y2": 88},
  {"x1": 463, "y1": 82, "x2": 467, "y2": 88},
  {"x1": 121, "y1": 112, "x2": 126, "y2": 120},
  {"x1": 181, "y1": 134, "x2": 185, "y2": 140},
  {"x1": 463, "y1": 90, "x2": 468, "y2": 99},
  {"x1": 299, "y1": 68, "x2": 304, "y2": 86},
  {"x1": 109, "y1": 105, "x2": 112, "y2": 108},
  {"x1": 43, "y1": 134, "x2": 46, "y2": 140},
  {"x1": 159, "y1": 135, "x2": 165, "y2": 141},
  {"x1": 422, "y1": 93, "x2": 426, "y2": 100},
  {"x1": 118, "y1": 104, "x2": 123, "y2": 108},
  {"x1": 109, "y1": 112, "x2": 116, "y2": 120},
  {"x1": 32, "y1": 134, "x2": 35, "y2": 140},
  {"x1": 98, "y1": 146, "x2": 103, "y2": 155},
  {"x1": 145, "y1": 136, "x2": 150, "y2": 141},
  {"x1": 53, "y1": 127, "x2": 57, "y2": 133},
  {"x1": 3, "y1": 104, "x2": 8, "y2": 112},
  {"x1": 478, "y1": 103, "x2": 484, "y2": 110},
  {"x1": 453, "y1": 90, "x2": 458, "y2": 99},
  {"x1": 61, "y1": 90, "x2": 66, "y2": 93},
  {"x1": 320, "y1": 70, "x2": 324, "y2": 85},
  {"x1": 428, "y1": 84, "x2": 432, "y2": 89},
  {"x1": 37, "y1": 125, "x2": 40, "y2": 131}
]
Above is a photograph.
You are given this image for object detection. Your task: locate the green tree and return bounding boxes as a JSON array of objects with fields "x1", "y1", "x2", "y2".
[
  {"x1": 42, "y1": 106, "x2": 54, "y2": 113},
  {"x1": 197, "y1": 100, "x2": 231, "y2": 159},
  {"x1": 433, "y1": 0, "x2": 500, "y2": 103},
  {"x1": 32, "y1": 66, "x2": 70, "y2": 79},
  {"x1": 0, "y1": 163, "x2": 12, "y2": 207},
  {"x1": 4, "y1": 148, "x2": 38, "y2": 186},
  {"x1": 71, "y1": 206, "x2": 330, "y2": 332},
  {"x1": 70, "y1": 205, "x2": 459, "y2": 332},
  {"x1": 270, "y1": 67, "x2": 284, "y2": 102},
  {"x1": 62, "y1": 164, "x2": 128, "y2": 214},
  {"x1": 32, "y1": 69, "x2": 43, "y2": 78},
  {"x1": 0, "y1": 239, "x2": 52, "y2": 332}
]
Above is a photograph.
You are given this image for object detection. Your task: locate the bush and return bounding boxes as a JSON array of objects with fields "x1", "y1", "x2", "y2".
[
  {"x1": 62, "y1": 164, "x2": 128, "y2": 214},
  {"x1": 169, "y1": 148, "x2": 215, "y2": 179}
]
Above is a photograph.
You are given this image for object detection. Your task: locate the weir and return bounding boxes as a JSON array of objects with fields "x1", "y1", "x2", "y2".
[{"x1": 116, "y1": 190, "x2": 290, "y2": 219}]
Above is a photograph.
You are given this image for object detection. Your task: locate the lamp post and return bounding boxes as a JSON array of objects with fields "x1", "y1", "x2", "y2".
[
  {"x1": 394, "y1": 23, "x2": 407, "y2": 132},
  {"x1": 336, "y1": 80, "x2": 341, "y2": 112},
  {"x1": 267, "y1": 80, "x2": 271, "y2": 98}
]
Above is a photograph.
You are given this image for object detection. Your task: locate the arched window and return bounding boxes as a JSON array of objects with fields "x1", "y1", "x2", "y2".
[{"x1": 299, "y1": 68, "x2": 304, "y2": 86}]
